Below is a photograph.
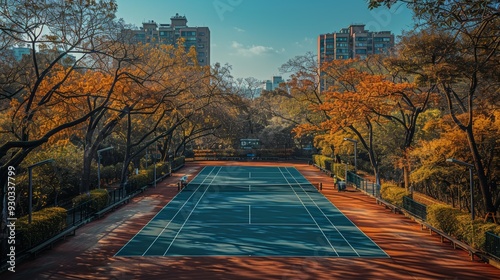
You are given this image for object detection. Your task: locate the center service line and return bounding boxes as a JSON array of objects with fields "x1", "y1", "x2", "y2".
[{"x1": 249, "y1": 205, "x2": 251, "y2": 224}]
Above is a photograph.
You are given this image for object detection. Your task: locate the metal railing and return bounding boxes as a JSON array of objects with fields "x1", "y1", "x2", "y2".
[
  {"x1": 485, "y1": 231, "x2": 500, "y2": 259},
  {"x1": 347, "y1": 171, "x2": 380, "y2": 197},
  {"x1": 403, "y1": 196, "x2": 427, "y2": 221}
]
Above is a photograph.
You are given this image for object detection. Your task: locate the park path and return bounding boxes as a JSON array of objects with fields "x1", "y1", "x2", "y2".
[{"x1": 3, "y1": 161, "x2": 500, "y2": 280}]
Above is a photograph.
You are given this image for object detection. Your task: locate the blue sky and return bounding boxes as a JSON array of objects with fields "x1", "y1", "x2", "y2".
[{"x1": 115, "y1": 0, "x2": 415, "y2": 81}]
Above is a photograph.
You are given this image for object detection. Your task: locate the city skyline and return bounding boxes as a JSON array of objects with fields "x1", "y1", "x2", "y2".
[{"x1": 115, "y1": 0, "x2": 415, "y2": 81}]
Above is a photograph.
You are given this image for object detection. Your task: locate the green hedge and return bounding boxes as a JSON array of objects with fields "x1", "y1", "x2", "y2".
[
  {"x1": 17, "y1": 207, "x2": 67, "y2": 247},
  {"x1": 425, "y1": 204, "x2": 500, "y2": 250},
  {"x1": 72, "y1": 189, "x2": 109, "y2": 212},
  {"x1": 129, "y1": 170, "x2": 151, "y2": 190},
  {"x1": 380, "y1": 182, "x2": 408, "y2": 207},
  {"x1": 100, "y1": 165, "x2": 116, "y2": 185},
  {"x1": 426, "y1": 204, "x2": 462, "y2": 235},
  {"x1": 172, "y1": 156, "x2": 185, "y2": 170},
  {"x1": 312, "y1": 154, "x2": 347, "y2": 179}
]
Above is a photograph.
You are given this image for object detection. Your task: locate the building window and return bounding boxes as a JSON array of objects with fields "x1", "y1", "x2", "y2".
[
  {"x1": 336, "y1": 37, "x2": 347, "y2": 41},
  {"x1": 181, "y1": 31, "x2": 196, "y2": 36},
  {"x1": 383, "y1": 37, "x2": 391, "y2": 41},
  {"x1": 198, "y1": 44, "x2": 204, "y2": 48},
  {"x1": 198, "y1": 32, "x2": 205, "y2": 36},
  {"x1": 336, "y1": 43, "x2": 348, "y2": 47}
]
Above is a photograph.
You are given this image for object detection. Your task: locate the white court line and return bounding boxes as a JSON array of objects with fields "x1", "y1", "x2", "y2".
[
  {"x1": 278, "y1": 167, "x2": 339, "y2": 256},
  {"x1": 114, "y1": 166, "x2": 213, "y2": 257},
  {"x1": 182, "y1": 222, "x2": 317, "y2": 226},
  {"x1": 284, "y1": 166, "x2": 388, "y2": 257},
  {"x1": 284, "y1": 166, "x2": 359, "y2": 255},
  {"x1": 141, "y1": 166, "x2": 221, "y2": 256},
  {"x1": 249, "y1": 205, "x2": 251, "y2": 224},
  {"x1": 162, "y1": 166, "x2": 223, "y2": 256}
]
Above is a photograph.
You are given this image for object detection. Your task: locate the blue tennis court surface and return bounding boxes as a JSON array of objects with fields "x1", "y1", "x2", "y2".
[{"x1": 115, "y1": 166, "x2": 388, "y2": 257}]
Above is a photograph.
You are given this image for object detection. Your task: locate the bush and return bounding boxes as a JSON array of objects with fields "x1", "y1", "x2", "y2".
[
  {"x1": 17, "y1": 207, "x2": 67, "y2": 247},
  {"x1": 380, "y1": 182, "x2": 408, "y2": 207},
  {"x1": 72, "y1": 189, "x2": 109, "y2": 212},
  {"x1": 423, "y1": 204, "x2": 500, "y2": 250},
  {"x1": 128, "y1": 171, "x2": 150, "y2": 191},
  {"x1": 312, "y1": 154, "x2": 330, "y2": 169},
  {"x1": 172, "y1": 156, "x2": 185, "y2": 170},
  {"x1": 426, "y1": 204, "x2": 462, "y2": 235},
  {"x1": 100, "y1": 165, "x2": 116, "y2": 185},
  {"x1": 147, "y1": 162, "x2": 170, "y2": 178}
]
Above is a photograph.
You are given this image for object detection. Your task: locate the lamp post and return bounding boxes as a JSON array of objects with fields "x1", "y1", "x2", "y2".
[
  {"x1": 153, "y1": 141, "x2": 159, "y2": 188},
  {"x1": 28, "y1": 159, "x2": 54, "y2": 224},
  {"x1": 97, "y1": 146, "x2": 114, "y2": 189},
  {"x1": 344, "y1": 138, "x2": 358, "y2": 172},
  {"x1": 446, "y1": 158, "x2": 474, "y2": 220}
]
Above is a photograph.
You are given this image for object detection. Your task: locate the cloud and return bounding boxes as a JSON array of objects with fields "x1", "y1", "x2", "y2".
[
  {"x1": 294, "y1": 37, "x2": 315, "y2": 48},
  {"x1": 233, "y1": 27, "x2": 245, "y2": 32},
  {"x1": 231, "y1": 41, "x2": 284, "y2": 57}
]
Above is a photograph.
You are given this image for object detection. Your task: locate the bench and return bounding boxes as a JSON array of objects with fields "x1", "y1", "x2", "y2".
[
  {"x1": 376, "y1": 197, "x2": 401, "y2": 214},
  {"x1": 28, "y1": 226, "x2": 77, "y2": 257},
  {"x1": 421, "y1": 223, "x2": 481, "y2": 261}
]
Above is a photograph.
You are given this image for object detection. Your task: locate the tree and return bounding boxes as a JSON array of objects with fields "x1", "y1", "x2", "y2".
[
  {"x1": 0, "y1": 0, "x2": 119, "y2": 256},
  {"x1": 369, "y1": 0, "x2": 500, "y2": 216}
]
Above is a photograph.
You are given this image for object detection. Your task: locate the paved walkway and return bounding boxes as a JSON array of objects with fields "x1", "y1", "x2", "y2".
[{"x1": 3, "y1": 161, "x2": 500, "y2": 279}]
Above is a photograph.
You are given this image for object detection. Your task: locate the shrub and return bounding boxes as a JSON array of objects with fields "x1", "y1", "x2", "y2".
[
  {"x1": 17, "y1": 207, "x2": 67, "y2": 247},
  {"x1": 100, "y1": 165, "x2": 116, "y2": 185},
  {"x1": 380, "y1": 182, "x2": 408, "y2": 207},
  {"x1": 426, "y1": 204, "x2": 462, "y2": 235},
  {"x1": 72, "y1": 189, "x2": 109, "y2": 212},
  {"x1": 454, "y1": 214, "x2": 500, "y2": 250},
  {"x1": 128, "y1": 171, "x2": 150, "y2": 191},
  {"x1": 172, "y1": 156, "x2": 185, "y2": 170}
]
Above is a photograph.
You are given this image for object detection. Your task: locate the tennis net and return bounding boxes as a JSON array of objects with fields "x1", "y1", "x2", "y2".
[{"x1": 181, "y1": 183, "x2": 320, "y2": 192}]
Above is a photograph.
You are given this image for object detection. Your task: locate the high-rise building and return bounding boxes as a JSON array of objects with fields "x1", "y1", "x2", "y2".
[
  {"x1": 264, "y1": 76, "x2": 284, "y2": 91},
  {"x1": 121, "y1": 13, "x2": 210, "y2": 66},
  {"x1": 318, "y1": 24, "x2": 394, "y2": 67},
  {"x1": 317, "y1": 24, "x2": 394, "y2": 91},
  {"x1": 12, "y1": 47, "x2": 31, "y2": 61}
]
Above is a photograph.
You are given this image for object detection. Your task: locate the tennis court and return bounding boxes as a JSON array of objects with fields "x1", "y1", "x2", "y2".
[{"x1": 115, "y1": 166, "x2": 388, "y2": 257}]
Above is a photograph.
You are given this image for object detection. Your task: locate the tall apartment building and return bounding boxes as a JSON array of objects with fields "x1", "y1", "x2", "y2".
[
  {"x1": 265, "y1": 76, "x2": 284, "y2": 91},
  {"x1": 121, "y1": 13, "x2": 210, "y2": 66},
  {"x1": 317, "y1": 24, "x2": 394, "y2": 91},
  {"x1": 318, "y1": 24, "x2": 394, "y2": 67}
]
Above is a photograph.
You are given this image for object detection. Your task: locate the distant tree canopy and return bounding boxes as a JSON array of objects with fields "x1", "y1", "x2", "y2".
[{"x1": 0, "y1": 0, "x2": 498, "y2": 231}]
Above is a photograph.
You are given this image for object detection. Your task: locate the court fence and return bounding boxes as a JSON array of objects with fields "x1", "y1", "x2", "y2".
[
  {"x1": 0, "y1": 159, "x2": 185, "y2": 273},
  {"x1": 402, "y1": 196, "x2": 427, "y2": 221},
  {"x1": 311, "y1": 162, "x2": 500, "y2": 261},
  {"x1": 485, "y1": 232, "x2": 500, "y2": 259},
  {"x1": 347, "y1": 172, "x2": 380, "y2": 197}
]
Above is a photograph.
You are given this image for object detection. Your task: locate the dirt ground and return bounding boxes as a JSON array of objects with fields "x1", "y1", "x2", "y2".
[{"x1": 3, "y1": 161, "x2": 500, "y2": 280}]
